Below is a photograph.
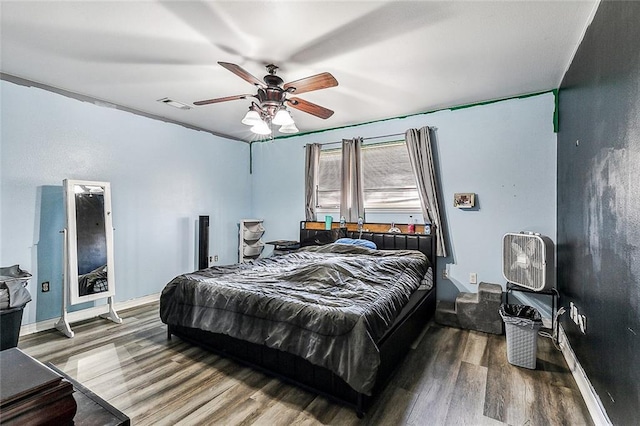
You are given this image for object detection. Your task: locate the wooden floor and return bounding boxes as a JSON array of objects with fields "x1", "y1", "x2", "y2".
[{"x1": 18, "y1": 302, "x2": 592, "y2": 425}]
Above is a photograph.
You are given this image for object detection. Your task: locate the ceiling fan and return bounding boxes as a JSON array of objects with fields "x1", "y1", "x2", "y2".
[{"x1": 194, "y1": 62, "x2": 338, "y2": 135}]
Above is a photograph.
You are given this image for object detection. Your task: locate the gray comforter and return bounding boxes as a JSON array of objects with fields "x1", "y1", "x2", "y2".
[{"x1": 159, "y1": 244, "x2": 432, "y2": 395}]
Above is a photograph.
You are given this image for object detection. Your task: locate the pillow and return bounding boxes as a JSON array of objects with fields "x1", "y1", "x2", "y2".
[
  {"x1": 335, "y1": 238, "x2": 377, "y2": 250},
  {"x1": 299, "y1": 229, "x2": 344, "y2": 247}
]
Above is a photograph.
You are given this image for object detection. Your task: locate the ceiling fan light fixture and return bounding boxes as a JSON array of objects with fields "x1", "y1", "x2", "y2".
[
  {"x1": 241, "y1": 109, "x2": 262, "y2": 126},
  {"x1": 272, "y1": 108, "x2": 294, "y2": 126},
  {"x1": 279, "y1": 122, "x2": 299, "y2": 134},
  {"x1": 194, "y1": 62, "x2": 337, "y2": 138},
  {"x1": 251, "y1": 120, "x2": 272, "y2": 135}
]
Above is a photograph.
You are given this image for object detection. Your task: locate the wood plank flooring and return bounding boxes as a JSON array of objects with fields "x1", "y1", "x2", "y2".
[{"x1": 17, "y1": 302, "x2": 592, "y2": 425}]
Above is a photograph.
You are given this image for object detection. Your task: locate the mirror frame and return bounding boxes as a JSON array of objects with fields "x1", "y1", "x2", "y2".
[{"x1": 64, "y1": 179, "x2": 116, "y2": 305}]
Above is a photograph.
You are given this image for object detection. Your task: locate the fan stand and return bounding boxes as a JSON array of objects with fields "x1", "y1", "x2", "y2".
[{"x1": 505, "y1": 281, "x2": 559, "y2": 335}]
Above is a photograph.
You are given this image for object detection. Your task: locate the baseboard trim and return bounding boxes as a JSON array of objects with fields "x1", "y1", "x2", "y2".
[
  {"x1": 19, "y1": 293, "x2": 160, "y2": 336},
  {"x1": 558, "y1": 324, "x2": 612, "y2": 425}
]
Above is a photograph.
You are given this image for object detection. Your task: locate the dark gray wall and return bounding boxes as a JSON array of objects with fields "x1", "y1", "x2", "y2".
[{"x1": 557, "y1": 1, "x2": 640, "y2": 424}]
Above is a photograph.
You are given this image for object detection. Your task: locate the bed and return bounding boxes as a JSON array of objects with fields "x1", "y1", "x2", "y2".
[
  {"x1": 78, "y1": 264, "x2": 108, "y2": 296},
  {"x1": 160, "y1": 222, "x2": 437, "y2": 417}
]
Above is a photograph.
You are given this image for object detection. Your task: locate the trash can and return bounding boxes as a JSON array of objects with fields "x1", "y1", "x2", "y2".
[
  {"x1": 499, "y1": 304, "x2": 543, "y2": 369},
  {"x1": 1, "y1": 307, "x2": 26, "y2": 350},
  {"x1": 0, "y1": 265, "x2": 32, "y2": 351}
]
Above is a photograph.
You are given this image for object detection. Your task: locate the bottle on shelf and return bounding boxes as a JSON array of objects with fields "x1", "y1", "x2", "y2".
[
  {"x1": 340, "y1": 216, "x2": 346, "y2": 228},
  {"x1": 357, "y1": 216, "x2": 364, "y2": 232},
  {"x1": 424, "y1": 222, "x2": 432, "y2": 235},
  {"x1": 407, "y1": 216, "x2": 415, "y2": 234}
]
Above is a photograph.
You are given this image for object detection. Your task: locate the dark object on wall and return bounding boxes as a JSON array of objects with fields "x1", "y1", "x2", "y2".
[
  {"x1": 198, "y1": 215, "x2": 209, "y2": 270},
  {"x1": 557, "y1": 1, "x2": 640, "y2": 424}
]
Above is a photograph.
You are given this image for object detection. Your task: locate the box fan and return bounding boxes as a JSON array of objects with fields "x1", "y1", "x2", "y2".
[{"x1": 502, "y1": 232, "x2": 554, "y2": 291}]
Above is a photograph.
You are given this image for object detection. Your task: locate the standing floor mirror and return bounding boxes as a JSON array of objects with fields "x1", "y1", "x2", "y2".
[{"x1": 55, "y1": 179, "x2": 122, "y2": 338}]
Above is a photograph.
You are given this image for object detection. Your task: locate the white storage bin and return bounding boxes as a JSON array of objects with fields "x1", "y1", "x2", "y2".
[
  {"x1": 243, "y1": 241, "x2": 265, "y2": 257},
  {"x1": 243, "y1": 224, "x2": 265, "y2": 241},
  {"x1": 239, "y1": 219, "x2": 265, "y2": 262}
]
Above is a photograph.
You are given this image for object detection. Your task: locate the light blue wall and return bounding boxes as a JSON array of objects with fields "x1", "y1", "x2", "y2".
[
  {"x1": 1, "y1": 81, "x2": 557, "y2": 326},
  {"x1": 0, "y1": 81, "x2": 251, "y2": 324},
  {"x1": 252, "y1": 93, "x2": 557, "y2": 305}
]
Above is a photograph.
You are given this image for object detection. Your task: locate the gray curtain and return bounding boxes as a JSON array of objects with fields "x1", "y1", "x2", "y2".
[
  {"x1": 340, "y1": 138, "x2": 365, "y2": 222},
  {"x1": 405, "y1": 127, "x2": 447, "y2": 257},
  {"x1": 304, "y1": 143, "x2": 321, "y2": 221}
]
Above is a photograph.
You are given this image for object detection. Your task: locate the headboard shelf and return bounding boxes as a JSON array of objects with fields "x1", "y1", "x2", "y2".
[{"x1": 301, "y1": 220, "x2": 429, "y2": 235}]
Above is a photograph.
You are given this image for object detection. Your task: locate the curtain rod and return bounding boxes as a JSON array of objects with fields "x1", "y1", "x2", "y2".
[{"x1": 302, "y1": 132, "x2": 406, "y2": 149}]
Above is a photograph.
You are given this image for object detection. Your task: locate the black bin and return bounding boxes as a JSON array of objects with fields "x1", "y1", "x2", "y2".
[
  {"x1": 1, "y1": 306, "x2": 25, "y2": 350},
  {"x1": 1, "y1": 264, "x2": 32, "y2": 351}
]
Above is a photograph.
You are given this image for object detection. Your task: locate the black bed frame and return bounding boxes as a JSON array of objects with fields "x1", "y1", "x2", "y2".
[{"x1": 167, "y1": 224, "x2": 437, "y2": 417}]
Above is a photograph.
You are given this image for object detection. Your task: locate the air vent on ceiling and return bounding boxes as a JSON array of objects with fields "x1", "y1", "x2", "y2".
[{"x1": 157, "y1": 98, "x2": 191, "y2": 110}]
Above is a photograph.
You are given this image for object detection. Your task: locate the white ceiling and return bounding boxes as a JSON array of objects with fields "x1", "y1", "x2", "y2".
[{"x1": 0, "y1": 1, "x2": 598, "y2": 143}]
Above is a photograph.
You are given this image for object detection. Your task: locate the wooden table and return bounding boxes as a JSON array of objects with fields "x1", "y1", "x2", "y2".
[
  {"x1": 0, "y1": 348, "x2": 129, "y2": 426},
  {"x1": 0, "y1": 347, "x2": 77, "y2": 425}
]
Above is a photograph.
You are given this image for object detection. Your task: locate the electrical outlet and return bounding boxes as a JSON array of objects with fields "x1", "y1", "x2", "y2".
[
  {"x1": 569, "y1": 302, "x2": 586, "y2": 333},
  {"x1": 41, "y1": 281, "x2": 50, "y2": 292},
  {"x1": 442, "y1": 269, "x2": 448, "y2": 280},
  {"x1": 469, "y1": 273, "x2": 477, "y2": 284},
  {"x1": 214, "y1": 255, "x2": 219, "y2": 262},
  {"x1": 579, "y1": 314, "x2": 587, "y2": 334}
]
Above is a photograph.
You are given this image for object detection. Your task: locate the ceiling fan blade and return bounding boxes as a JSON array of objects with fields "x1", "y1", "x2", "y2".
[
  {"x1": 194, "y1": 94, "x2": 253, "y2": 106},
  {"x1": 218, "y1": 61, "x2": 264, "y2": 87},
  {"x1": 287, "y1": 97, "x2": 334, "y2": 119},
  {"x1": 284, "y1": 72, "x2": 338, "y2": 95}
]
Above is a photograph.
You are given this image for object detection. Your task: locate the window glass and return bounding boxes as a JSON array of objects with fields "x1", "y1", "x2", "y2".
[
  {"x1": 362, "y1": 142, "x2": 420, "y2": 209},
  {"x1": 317, "y1": 148, "x2": 341, "y2": 208},
  {"x1": 316, "y1": 141, "x2": 420, "y2": 210}
]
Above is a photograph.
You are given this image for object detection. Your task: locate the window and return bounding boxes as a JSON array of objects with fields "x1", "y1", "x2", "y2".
[
  {"x1": 316, "y1": 141, "x2": 420, "y2": 210},
  {"x1": 361, "y1": 141, "x2": 420, "y2": 209},
  {"x1": 317, "y1": 148, "x2": 341, "y2": 209}
]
